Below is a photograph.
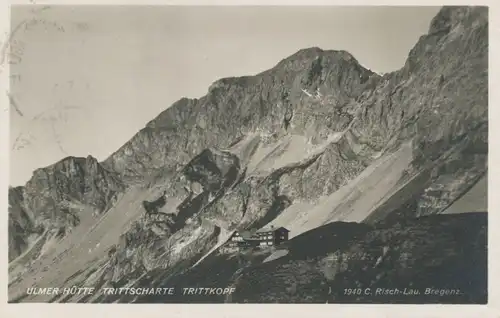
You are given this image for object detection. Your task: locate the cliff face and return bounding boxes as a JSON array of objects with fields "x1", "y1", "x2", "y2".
[
  {"x1": 8, "y1": 186, "x2": 39, "y2": 262},
  {"x1": 101, "y1": 48, "x2": 375, "y2": 181},
  {"x1": 101, "y1": 6, "x2": 487, "y2": 220},
  {"x1": 8, "y1": 156, "x2": 124, "y2": 262},
  {"x1": 8, "y1": 6, "x2": 488, "y2": 303}
]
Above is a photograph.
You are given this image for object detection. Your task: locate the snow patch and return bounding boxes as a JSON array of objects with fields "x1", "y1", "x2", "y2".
[{"x1": 301, "y1": 88, "x2": 313, "y2": 97}]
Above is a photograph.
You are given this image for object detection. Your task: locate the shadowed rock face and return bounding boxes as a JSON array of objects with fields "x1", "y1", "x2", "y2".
[
  {"x1": 8, "y1": 6, "x2": 488, "y2": 304},
  {"x1": 182, "y1": 148, "x2": 241, "y2": 193},
  {"x1": 8, "y1": 186, "x2": 39, "y2": 262},
  {"x1": 142, "y1": 191, "x2": 167, "y2": 214}
]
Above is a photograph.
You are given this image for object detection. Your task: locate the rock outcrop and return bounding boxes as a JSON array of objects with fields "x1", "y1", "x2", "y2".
[{"x1": 8, "y1": 156, "x2": 124, "y2": 262}]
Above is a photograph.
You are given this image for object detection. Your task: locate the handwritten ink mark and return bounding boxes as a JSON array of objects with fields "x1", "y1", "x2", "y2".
[
  {"x1": 49, "y1": 118, "x2": 68, "y2": 155},
  {"x1": 10, "y1": 74, "x2": 21, "y2": 82},
  {"x1": 7, "y1": 92, "x2": 23, "y2": 116},
  {"x1": 0, "y1": 6, "x2": 61, "y2": 72},
  {"x1": 19, "y1": 104, "x2": 85, "y2": 154},
  {"x1": 12, "y1": 132, "x2": 36, "y2": 151}
]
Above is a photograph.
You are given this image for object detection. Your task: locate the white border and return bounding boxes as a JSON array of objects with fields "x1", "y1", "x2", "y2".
[{"x1": 0, "y1": 1, "x2": 498, "y2": 317}]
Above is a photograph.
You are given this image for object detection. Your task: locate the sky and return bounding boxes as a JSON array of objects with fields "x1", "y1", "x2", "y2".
[{"x1": 9, "y1": 5, "x2": 441, "y2": 186}]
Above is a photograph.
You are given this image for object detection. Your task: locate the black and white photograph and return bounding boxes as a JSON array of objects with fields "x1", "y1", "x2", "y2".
[{"x1": 5, "y1": 4, "x2": 488, "y2": 306}]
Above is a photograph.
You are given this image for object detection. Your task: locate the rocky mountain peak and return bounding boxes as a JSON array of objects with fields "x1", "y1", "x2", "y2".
[
  {"x1": 8, "y1": 6, "x2": 488, "y2": 304},
  {"x1": 8, "y1": 154, "x2": 125, "y2": 261}
]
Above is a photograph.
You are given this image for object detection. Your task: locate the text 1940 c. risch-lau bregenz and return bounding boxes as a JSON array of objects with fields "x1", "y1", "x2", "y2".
[{"x1": 342, "y1": 288, "x2": 462, "y2": 296}]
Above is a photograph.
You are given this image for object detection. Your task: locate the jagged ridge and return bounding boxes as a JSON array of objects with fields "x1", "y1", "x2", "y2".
[{"x1": 8, "y1": 6, "x2": 488, "y2": 304}]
